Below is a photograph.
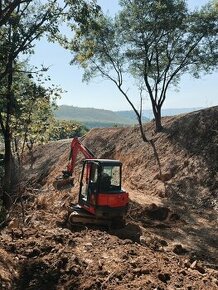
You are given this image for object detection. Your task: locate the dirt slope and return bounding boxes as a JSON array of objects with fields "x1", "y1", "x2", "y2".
[{"x1": 0, "y1": 106, "x2": 218, "y2": 289}]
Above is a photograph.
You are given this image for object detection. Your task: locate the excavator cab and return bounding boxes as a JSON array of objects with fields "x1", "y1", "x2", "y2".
[{"x1": 78, "y1": 159, "x2": 128, "y2": 219}]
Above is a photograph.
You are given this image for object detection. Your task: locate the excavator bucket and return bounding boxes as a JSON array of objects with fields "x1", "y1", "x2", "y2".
[{"x1": 53, "y1": 176, "x2": 74, "y2": 190}]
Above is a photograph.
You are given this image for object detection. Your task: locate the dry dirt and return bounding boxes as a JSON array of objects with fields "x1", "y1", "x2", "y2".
[{"x1": 0, "y1": 106, "x2": 218, "y2": 290}]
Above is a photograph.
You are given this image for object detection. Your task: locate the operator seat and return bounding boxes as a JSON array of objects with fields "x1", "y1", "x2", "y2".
[{"x1": 100, "y1": 173, "x2": 111, "y2": 191}]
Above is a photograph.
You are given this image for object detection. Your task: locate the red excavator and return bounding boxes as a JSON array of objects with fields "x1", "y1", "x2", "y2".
[{"x1": 54, "y1": 137, "x2": 129, "y2": 226}]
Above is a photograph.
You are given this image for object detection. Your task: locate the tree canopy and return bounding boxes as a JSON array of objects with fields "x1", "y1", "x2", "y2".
[
  {"x1": 0, "y1": 0, "x2": 96, "y2": 206},
  {"x1": 67, "y1": 0, "x2": 218, "y2": 132}
]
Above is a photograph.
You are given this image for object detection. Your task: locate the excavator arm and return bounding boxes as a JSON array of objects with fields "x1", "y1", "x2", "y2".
[
  {"x1": 64, "y1": 137, "x2": 95, "y2": 176},
  {"x1": 54, "y1": 137, "x2": 95, "y2": 190}
]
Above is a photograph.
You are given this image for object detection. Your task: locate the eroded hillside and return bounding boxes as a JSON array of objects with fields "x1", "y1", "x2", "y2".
[{"x1": 0, "y1": 106, "x2": 218, "y2": 289}]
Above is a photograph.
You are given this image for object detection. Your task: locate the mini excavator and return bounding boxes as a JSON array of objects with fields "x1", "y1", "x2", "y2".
[{"x1": 54, "y1": 137, "x2": 129, "y2": 226}]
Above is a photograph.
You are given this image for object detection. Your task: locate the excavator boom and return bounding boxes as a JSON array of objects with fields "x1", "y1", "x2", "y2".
[{"x1": 53, "y1": 137, "x2": 94, "y2": 190}]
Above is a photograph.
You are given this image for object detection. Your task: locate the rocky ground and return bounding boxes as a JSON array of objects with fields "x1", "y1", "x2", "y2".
[{"x1": 0, "y1": 106, "x2": 217, "y2": 289}]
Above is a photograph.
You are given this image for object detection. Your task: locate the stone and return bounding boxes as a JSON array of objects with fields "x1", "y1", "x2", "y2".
[{"x1": 173, "y1": 244, "x2": 188, "y2": 255}]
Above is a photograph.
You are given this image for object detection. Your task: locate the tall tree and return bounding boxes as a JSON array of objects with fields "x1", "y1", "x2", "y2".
[
  {"x1": 69, "y1": 14, "x2": 149, "y2": 142},
  {"x1": 0, "y1": 0, "x2": 62, "y2": 205},
  {"x1": 66, "y1": 12, "x2": 163, "y2": 176},
  {"x1": 10, "y1": 66, "x2": 61, "y2": 164},
  {"x1": 67, "y1": 0, "x2": 218, "y2": 132},
  {"x1": 0, "y1": 0, "x2": 99, "y2": 206},
  {"x1": 118, "y1": 0, "x2": 218, "y2": 131}
]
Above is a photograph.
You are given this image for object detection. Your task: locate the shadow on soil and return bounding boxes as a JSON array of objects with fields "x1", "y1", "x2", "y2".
[
  {"x1": 109, "y1": 222, "x2": 142, "y2": 243},
  {"x1": 126, "y1": 200, "x2": 218, "y2": 268},
  {"x1": 143, "y1": 107, "x2": 218, "y2": 267},
  {"x1": 166, "y1": 107, "x2": 218, "y2": 193}
]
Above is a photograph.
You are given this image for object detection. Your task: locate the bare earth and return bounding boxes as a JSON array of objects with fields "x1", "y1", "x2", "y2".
[{"x1": 0, "y1": 106, "x2": 218, "y2": 289}]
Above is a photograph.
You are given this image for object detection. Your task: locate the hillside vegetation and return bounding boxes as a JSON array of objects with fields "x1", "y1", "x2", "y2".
[
  {"x1": 55, "y1": 105, "x2": 202, "y2": 129},
  {"x1": 54, "y1": 105, "x2": 149, "y2": 128},
  {"x1": 0, "y1": 106, "x2": 217, "y2": 290}
]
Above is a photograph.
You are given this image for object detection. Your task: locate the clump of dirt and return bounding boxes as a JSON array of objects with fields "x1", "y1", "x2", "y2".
[
  {"x1": 0, "y1": 248, "x2": 18, "y2": 289},
  {"x1": 0, "y1": 106, "x2": 218, "y2": 289}
]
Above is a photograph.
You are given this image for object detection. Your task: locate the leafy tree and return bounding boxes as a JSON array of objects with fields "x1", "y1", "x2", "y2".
[
  {"x1": 0, "y1": 62, "x2": 62, "y2": 205},
  {"x1": 10, "y1": 67, "x2": 61, "y2": 163},
  {"x1": 0, "y1": 0, "x2": 29, "y2": 27},
  {"x1": 0, "y1": 0, "x2": 63, "y2": 205},
  {"x1": 49, "y1": 120, "x2": 88, "y2": 141},
  {"x1": 118, "y1": 0, "x2": 218, "y2": 131},
  {"x1": 66, "y1": 12, "x2": 164, "y2": 174},
  {"x1": 66, "y1": 11, "x2": 150, "y2": 143},
  {"x1": 0, "y1": 0, "x2": 100, "y2": 207},
  {"x1": 67, "y1": 0, "x2": 218, "y2": 132}
]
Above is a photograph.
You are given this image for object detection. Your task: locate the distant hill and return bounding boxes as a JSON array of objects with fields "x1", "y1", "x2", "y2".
[
  {"x1": 54, "y1": 105, "x2": 149, "y2": 128},
  {"x1": 54, "y1": 105, "x2": 203, "y2": 128},
  {"x1": 116, "y1": 110, "x2": 149, "y2": 123}
]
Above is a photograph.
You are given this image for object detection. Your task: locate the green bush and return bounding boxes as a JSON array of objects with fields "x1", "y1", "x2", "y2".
[{"x1": 49, "y1": 120, "x2": 88, "y2": 141}]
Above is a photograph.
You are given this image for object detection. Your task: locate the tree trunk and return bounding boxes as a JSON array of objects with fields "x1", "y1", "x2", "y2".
[
  {"x1": 154, "y1": 109, "x2": 163, "y2": 132},
  {"x1": 3, "y1": 130, "x2": 12, "y2": 208},
  {"x1": 3, "y1": 27, "x2": 13, "y2": 208},
  {"x1": 151, "y1": 103, "x2": 163, "y2": 132}
]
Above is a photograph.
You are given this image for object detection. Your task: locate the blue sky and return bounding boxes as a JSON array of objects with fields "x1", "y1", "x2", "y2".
[{"x1": 30, "y1": 0, "x2": 218, "y2": 111}]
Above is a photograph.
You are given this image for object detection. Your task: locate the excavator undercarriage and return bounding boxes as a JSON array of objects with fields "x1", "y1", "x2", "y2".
[{"x1": 67, "y1": 204, "x2": 126, "y2": 228}]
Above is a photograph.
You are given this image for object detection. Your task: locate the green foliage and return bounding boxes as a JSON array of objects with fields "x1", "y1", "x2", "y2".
[
  {"x1": 54, "y1": 105, "x2": 149, "y2": 128},
  {"x1": 0, "y1": 0, "x2": 100, "y2": 195},
  {"x1": 49, "y1": 119, "x2": 88, "y2": 140},
  {"x1": 0, "y1": 62, "x2": 62, "y2": 160},
  {"x1": 121, "y1": 0, "x2": 218, "y2": 119},
  {"x1": 0, "y1": 1, "x2": 64, "y2": 77},
  {"x1": 12, "y1": 90, "x2": 54, "y2": 147},
  {"x1": 0, "y1": 0, "x2": 66, "y2": 187}
]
